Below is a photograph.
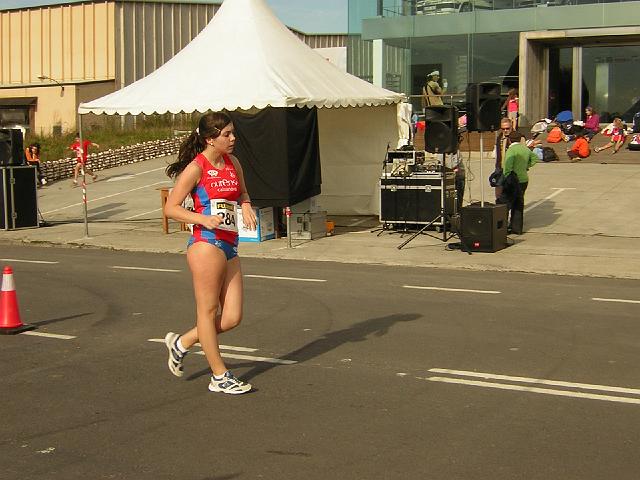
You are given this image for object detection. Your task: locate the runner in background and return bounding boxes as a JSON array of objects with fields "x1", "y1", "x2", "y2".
[
  {"x1": 163, "y1": 111, "x2": 257, "y2": 395},
  {"x1": 70, "y1": 134, "x2": 99, "y2": 186}
]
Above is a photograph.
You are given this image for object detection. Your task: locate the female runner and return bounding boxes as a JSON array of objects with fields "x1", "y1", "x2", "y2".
[{"x1": 163, "y1": 111, "x2": 257, "y2": 395}]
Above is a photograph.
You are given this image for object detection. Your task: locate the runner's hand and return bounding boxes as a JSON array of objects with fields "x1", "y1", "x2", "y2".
[
  {"x1": 200, "y1": 214, "x2": 223, "y2": 230},
  {"x1": 241, "y1": 203, "x2": 257, "y2": 231}
]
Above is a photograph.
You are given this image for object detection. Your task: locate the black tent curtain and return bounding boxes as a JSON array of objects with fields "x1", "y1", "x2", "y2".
[{"x1": 229, "y1": 106, "x2": 321, "y2": 208}]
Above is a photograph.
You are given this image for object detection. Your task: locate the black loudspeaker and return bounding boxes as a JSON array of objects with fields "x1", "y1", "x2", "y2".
[
  {"x1": 460, "y1": 203, "x2": 508, "y2": 252},
  {"x1": 466, "y1": 83, "x2": 502, "y2": 132},
  {"x1": 424, "y1": 105, "x2": 458, "y2": 154},
  {"x1": 1, "y1": 166, "x2": 38, "y2": 230},
  {"x1": 0, "y1": 129, "x2": 25, "y2": 166}
]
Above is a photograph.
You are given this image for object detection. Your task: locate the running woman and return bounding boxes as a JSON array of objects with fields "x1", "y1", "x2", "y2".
[{"x1": 163, "y1": 112, "x2": 257, "y2": 395}]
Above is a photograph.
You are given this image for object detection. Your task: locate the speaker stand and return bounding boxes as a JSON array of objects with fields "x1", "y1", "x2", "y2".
[{"x1": 397, "y1": 153, "x2": 454, "y2": 250}]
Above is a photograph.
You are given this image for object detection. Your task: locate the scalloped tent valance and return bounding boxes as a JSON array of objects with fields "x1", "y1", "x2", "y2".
[{"x1": 78, "y1": 0, "x2": 403, "y2": 116}]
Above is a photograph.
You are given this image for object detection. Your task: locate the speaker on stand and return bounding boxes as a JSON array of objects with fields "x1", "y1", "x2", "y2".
[
  {"x1": 424, "y1": 105, "x2": 459, "y2": 154},
  {"x1": 465, "y1": 82, "x2": 502, "y2": 133}
]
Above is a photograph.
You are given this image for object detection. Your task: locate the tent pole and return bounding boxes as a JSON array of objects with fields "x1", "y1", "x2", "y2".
[{"x1": 78, "y1": 114, "x2": 90, "y2": 238}]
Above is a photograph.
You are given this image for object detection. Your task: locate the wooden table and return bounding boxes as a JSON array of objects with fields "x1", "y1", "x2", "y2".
[{"x1": 158, "y1": 187, "x2": 188, "y2": 234}]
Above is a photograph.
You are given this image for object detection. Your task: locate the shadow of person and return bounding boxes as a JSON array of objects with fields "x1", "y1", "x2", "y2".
[
  {"x1": 186, "y1": 313, "x2": 422, "y2": 382},
  {"x1": 524, "y1": 199, "x2": 562, "y2": 230}
]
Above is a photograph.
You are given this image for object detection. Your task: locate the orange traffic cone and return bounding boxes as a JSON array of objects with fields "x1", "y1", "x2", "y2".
[{"x1": 0, "y1": 266, "x2": 35, "y2": 335}]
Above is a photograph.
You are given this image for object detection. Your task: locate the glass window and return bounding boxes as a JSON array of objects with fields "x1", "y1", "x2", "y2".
[
  {"x1": 471, "y1": 33, "x2": 519, "y2": 91},
  {"x1": 582, "y1": 45, "x2": 640, "y2": 123}
]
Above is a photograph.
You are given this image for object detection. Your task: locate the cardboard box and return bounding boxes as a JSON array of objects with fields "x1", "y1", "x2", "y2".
[{"x1": 238, "y1": 206, "x2": 275, "y2": 242}]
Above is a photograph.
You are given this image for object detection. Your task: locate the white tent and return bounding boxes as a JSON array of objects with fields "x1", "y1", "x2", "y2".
[{"x1": 79, "y1": 0, "x2": 404, "y2": 214}]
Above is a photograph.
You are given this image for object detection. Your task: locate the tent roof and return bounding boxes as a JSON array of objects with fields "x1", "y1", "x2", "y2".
[{"x1": 78, "y1": 0, "x2": 404, "y2": 116}]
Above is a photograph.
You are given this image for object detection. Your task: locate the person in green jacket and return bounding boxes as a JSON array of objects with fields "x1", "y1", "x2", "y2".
[{"x1": 503, "y1": 133, "x2": 538, "y2": 234}]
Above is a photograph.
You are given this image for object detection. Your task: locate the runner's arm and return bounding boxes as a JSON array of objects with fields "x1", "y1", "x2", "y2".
[{"x1": 164, "y1": 162, "x2": 222, "y2": 230}]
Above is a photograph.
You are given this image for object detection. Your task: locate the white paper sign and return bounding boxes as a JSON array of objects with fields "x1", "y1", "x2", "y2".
[{"x1": 211, "y1": 199, "x2": 238, "y2": 233}]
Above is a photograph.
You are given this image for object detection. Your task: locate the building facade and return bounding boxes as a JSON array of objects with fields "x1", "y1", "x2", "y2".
[
  {"x1": 0, "y1": 0, "x2": 346, "y2": 135},
  {"x1": 348, "y1": 0, "x2": 640, "y2": 125}
]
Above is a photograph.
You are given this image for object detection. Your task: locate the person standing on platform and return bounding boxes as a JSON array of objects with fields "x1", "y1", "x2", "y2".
[
  {"x1": 163, "y1": 111, "x2": 257, "y2": 395},
  {"x1": 423, "y1": 71, "x2": 447, "y2": 108},
  {"x1": 502, "y1": 132, "x2": 538, "y2": 234},
  {"x1": 70, "y1": 134, "x2": 99, "y2": 186}
]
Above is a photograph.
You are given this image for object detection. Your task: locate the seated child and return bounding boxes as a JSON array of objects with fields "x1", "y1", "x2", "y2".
[
  {"x1": 567, "y1": 128, "x2": 590, "y2": 162},
  {"x1": 594, "y1": 117, "x2": 626, "y2": 154}
]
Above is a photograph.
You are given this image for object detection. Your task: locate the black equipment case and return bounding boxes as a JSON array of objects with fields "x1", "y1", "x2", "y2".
[{"x1": 0, "y1": 165, "x2": 39, "y2": 230}]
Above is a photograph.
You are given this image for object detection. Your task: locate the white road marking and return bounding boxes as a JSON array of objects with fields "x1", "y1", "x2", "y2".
[
  {"x1": 592, "y1": 297, "x2": 640, "y2": 305},
  {"x1": 194, "y1": 343, "x2": 257, "y2": 352},
  {"x1": 21, "y1": 331, "x2": 76, "y2": 340},
  {"x1": 403, "y1": 285, "x2": 501, "y2": 294},
  {"x1": 125, "y1": 208, "x2": 162, "y2": 220},
  {"x1": 112, "y1": 266, "x2": 181, "y2": 273},
  {"x1": 426, "y1": 377, "x2": 640, "y2": 405},
  {"x1": 524, "y1": 187, "x2": 575, "y2": 213},
  {"x1": 193, "y1": 351, "x2": 297, "y2": 365},
  {"x1": 106, "y1": 175, "x2": 135, "y2": 182},
  {"x1": 428, "y1": 368, "x2": 640, "y2": 395},
  {"x1": 244, "y1": 274, "x2": 327, "y2": 283},
  {"x1": 147, "y1": 339, "x2": 292, "y2": 364},
  {"x1": 42, "y1": 181, "x2": 170, "y2": 214},
  {"x1": 0, "y1": 259, "x2": 59, "y2": 264},
  {"x1": 148, "y1": 339, "x2": 258, "y2": 352}
]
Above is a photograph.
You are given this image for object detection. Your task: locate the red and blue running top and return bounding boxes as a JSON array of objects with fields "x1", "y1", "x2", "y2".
[{"x1": 189, "y1": 153, "x2": 241, "y2": 246}]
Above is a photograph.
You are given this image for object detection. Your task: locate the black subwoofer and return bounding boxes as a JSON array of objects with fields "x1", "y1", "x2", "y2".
[
  {"x1": 1, "y1": 166, "x2": 38, "y2": 230},
  {"x1": 460, "y1": 203, "x2": 508, "y2": 253}
]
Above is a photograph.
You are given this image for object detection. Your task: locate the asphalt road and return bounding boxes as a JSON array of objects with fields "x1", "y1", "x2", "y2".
[{"x1": 1, "y1": 244, "x2": 640, "y2": 480}]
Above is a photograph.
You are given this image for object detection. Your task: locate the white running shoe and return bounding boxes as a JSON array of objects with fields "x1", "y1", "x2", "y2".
[
  {"x1": 164, "y1": 332, "x2": 187, "y2": 377},
  {"x1": 208, "y1": 371, "x2": 251, "y2": 395}
]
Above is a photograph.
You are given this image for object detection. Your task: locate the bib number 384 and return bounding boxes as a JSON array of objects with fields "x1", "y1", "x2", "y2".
[{"x1": 212, "y1": 200, "x2": 238, "y2": 233}]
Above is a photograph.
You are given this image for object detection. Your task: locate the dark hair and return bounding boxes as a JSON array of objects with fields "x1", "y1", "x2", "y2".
[
  {"x1": 585, "y1": 106, "x2": 595, "y2": 113},
  {"x1": 166, "y1": 111, "x2": 232, "y2": 179},
  {"x1": 508, "y1": 131, "x2": 524, "y2": 143}
]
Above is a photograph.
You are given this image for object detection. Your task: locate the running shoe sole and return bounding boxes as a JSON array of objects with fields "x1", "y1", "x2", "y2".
[{"x1": 164, "y1": 332, "x2": 184, "y2": 378}]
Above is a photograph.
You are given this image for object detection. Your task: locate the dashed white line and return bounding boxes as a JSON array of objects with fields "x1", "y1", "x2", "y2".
[
  {"x1": 21, "y1": 331, "x2": 76, "y2": 340},
  {"x1": 193, "y1": 351, "x2": 296, "y2": 365},
  {"x1": 592, "y1": 297, "x2": 640, "y2": 305},
  {"x1": 244, "y1": 274, "x2": 327, "y2": 283},
  {"x1": 428, "y1": 368, "x2": 640, "y2": 395},
  {"x1": 426, "y1": 377, "x2": 640, "y2": 405},
  {"x1": 0, "y1": 259, "x2": 59, "y2": 264},
  {"x1": 403, "y1": 285, "x2": 501, "y2": 294},
  {"x1": 147, "y1": 339, "x2": 294, "y2": 364},
  {"x1": 148, "y1": 338, "x2": 258, "y2": 352},
  {"x1": 112, "y1": 266, "x2": 181, "y2": 273}
]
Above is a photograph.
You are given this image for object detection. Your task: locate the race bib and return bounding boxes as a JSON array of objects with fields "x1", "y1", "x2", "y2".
[{"x1": 211, "y1": 199, "x2": 238, "y2": 233}]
